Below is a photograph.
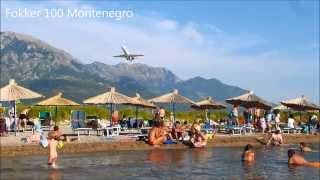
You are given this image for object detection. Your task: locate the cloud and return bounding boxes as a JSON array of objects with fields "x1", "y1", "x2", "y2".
[
  {"x1": 181, "y1": 22, "x2": 204, "y2": 44},
  {"x1": 156, "y1": 19, "x2": 177, "y2": 31}
]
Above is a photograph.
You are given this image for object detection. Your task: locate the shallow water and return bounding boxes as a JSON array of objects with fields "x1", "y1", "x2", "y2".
[{"x1": 1, "y1": 144, "x2": 320, "y2": 180}]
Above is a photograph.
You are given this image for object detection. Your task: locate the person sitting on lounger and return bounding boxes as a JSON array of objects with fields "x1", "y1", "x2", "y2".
[
  {"x1": 148, "y1": 120, "x2": 167, "y2": 146},
  {"x1": 299, "y1": 142, "x2": 312, "y2": 152},
  {"x1": 288, "y1": 149, "x2": 320, "y2": 168},
  {"x1": 242, "y1": 144, "x2": 255, "y2": 162},
  {"x1": 190, "y1": 123, "x2": 207, "y2": 148},
  {"x1": 267, "y1": 130, "x2": 283, "y2": 146}
]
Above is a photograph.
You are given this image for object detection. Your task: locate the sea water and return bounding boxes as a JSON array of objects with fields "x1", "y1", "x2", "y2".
[{"x1": 1, "y1": 144, "x2": 319, "y2": 180}]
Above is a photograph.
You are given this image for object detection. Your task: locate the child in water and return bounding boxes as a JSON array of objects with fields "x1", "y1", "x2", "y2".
[
  {"x1": 47, "y1": 131, "x2": 58, "y2": 168},
  {"x1": 242, "y1": 144, "x2": 255, "y2": 162}
]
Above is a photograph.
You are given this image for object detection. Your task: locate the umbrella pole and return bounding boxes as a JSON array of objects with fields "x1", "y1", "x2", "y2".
[
  {"x1": 13, "y1": 101, "x2": 17, "y2": 136},
  {"x1": 173, "y1": 103, "x2": 176, "y2": 125},
  {"x1": 55, "y1": 106, "x2": 58, "y2": 126},
  {"x1": 135, "y1": 106, "x2": 138, "y2": 120},
  {"x1": 109, "y1": 103, "x2": 113, "y2": 127},
  {"x1": 207, "y1": 109, "x2": 210, "y2": 124}
]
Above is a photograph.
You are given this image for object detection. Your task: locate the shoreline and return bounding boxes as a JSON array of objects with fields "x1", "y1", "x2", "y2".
[{"x1": 1, "y1": 134, "x2": 319, "y2": 157}]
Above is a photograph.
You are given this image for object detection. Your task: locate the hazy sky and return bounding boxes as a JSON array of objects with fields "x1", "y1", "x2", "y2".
[{"x1": 1, "y1": 0, "x2": 319, "y2": 103}]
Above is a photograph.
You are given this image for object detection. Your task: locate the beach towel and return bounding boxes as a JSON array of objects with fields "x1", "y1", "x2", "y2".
[{"x1": 39, "y1": 134, "x2": 48, "y2": 148}]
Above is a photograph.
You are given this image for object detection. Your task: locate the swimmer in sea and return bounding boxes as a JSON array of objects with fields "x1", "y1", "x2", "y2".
[
  {"x1": 288, "y1": 149, "x2": 320, "y2": 168},
  {"x1": 242, "y1": 144, "x2": 255, "y2": 162},
  {"x1": 299, "y1": 142, "x2": 312, "y2": 152},
  {"x1": 47, "y1": 131, "x2": 58, "y2": 168}
]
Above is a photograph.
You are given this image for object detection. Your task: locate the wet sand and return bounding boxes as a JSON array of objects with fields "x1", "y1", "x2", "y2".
[{"x1": 1, "y1": 134, "x2": 319, "y2": 157}]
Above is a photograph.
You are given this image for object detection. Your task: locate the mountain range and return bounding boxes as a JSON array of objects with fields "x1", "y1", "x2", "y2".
[{"x1": 0, "y1": 31, "x2": 247, "y2": 103}]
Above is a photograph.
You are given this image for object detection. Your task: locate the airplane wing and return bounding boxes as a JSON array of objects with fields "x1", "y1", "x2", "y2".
[
  {"x1": 113, "y1": 54, "x2": 127, "y2": 58},
  {"x1": 130, "y1": 54, "x2": 144, "y2": 57}
]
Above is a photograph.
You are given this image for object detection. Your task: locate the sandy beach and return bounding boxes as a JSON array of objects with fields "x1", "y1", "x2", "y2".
[{"x1": 1, "y1": 132, "x2": 319, "y2": 157}]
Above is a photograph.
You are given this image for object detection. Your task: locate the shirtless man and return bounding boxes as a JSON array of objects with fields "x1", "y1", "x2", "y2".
[
  {"x1": 267, "y1": 130, "x2": 283, "y2": 146},
  {"x1": 299, "y1": 142, "x2": 312, "y2": 152},
  {"x1": 242, "y1": 144, "x2": 255, "y2": 162},
  {"x1": 48, "y1": 131, "x2": 58, "y2": 168},
  {"x1": 288, "y1": 149, "x2": 320, "y2": 168},
  {"x1": 148, "y1": 120, "x2": 167, "y2": 146}
]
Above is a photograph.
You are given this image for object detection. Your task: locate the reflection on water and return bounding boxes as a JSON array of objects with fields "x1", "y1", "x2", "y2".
[
  {"x1": 48, "y1": 169, "x2": 61, "y2": 180},
  {"x1": 1, "y1": 144, "x2": 319, "y2": 180}
]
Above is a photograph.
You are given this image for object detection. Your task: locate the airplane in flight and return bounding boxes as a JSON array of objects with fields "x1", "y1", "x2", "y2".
[{"x1": 113, "y1": 46, "x2": 144, "y2": 62}]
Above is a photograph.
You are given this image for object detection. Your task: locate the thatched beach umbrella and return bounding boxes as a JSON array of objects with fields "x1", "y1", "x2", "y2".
[
  {"x1": 280, "y1": 96, "x2": 320, "y2": 111},
  {"x1": 0, "y1": 79, "x2": 43, "y2": 134},
  {"x1": 149, "y1": 89, "x2": 196, "y2": 123},
  {"x1": 226, "y1": 91, "x2": 272, "y2": 110},
  {"x1": 126, "y1": 93, "x2": 157, "y2": 120},
  {"x1": 281, "y1": 96, "x2": 320, "y2": 123},
  {"x1": 191, "y1": 96, "x2": 226, "y2": 120},
  {"x1": 83, "y1": 87, "x2": 134, "y2": 126},
  {"x1": 37, "y1": 92, "x2": 79, "y2": 124},
  {"x1": 272, "y1": 104, "x2": 290, "y2": 111}
]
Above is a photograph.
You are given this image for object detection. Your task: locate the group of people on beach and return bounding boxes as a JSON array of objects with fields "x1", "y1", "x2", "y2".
[
  {"x1": 148, "y1": 118, "x2": 208, "y2": 148},
  {"x1": 229, "y1": 105, "x2": 319, "y2": 134},
  {"x1": 148, "y1": 107, "x2": 208, "y2": 148}
]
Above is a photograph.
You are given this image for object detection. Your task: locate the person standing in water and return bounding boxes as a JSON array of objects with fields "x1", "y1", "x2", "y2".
[
  {"x1": 266, "y1": 130, "x2": 283, "y2": 146},
  {"x1": 47, "y1": 131, "x2": 58, "y2": 168},
  {"x1": 299, "y1": 142, "x2": 312, "y2": 152},
  {"x1": 242, "y1": 144, "x2": 255, "y2": 162}
]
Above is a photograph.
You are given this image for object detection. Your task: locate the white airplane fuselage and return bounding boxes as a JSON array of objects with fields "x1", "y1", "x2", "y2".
[{"x1": 113, "y1": 45, "x2": 144, "y2": 62}]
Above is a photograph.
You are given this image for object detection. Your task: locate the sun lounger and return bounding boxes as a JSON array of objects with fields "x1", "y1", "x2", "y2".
[
  {"x1": 97, "y1": 125, "x2": 121, "y2": 137},
  {"x1": 282, "y1": 127, "x2": 302, "y2": 134},
  {"x1": 39, "y1": 112, "x2": 52, "y2": 131},
  {"x1": 71, "y1": 110, "x2": 92, "y2": 140},
  {"x1": 243, "y1": 125, "x2": 255, "y2": 135},
  {"x1": 225, "y1": 125, "x2": 242, "y2": 135}
]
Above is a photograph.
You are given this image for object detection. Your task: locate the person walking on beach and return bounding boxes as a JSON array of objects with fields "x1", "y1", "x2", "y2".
[
  {"x1": 288, "y1": 149, "x2": 320, "y2": 168},
  {"x1": 242, "y1": 144, "x2": 255, "y2": 162},
  {"x1": 265, "y1": 110, "x2": 272, "y2": 132},
  {"x1": 274, "y1": 110, "x2": 281, "y2": 130},
  {"x1": 230, "y1": 105, "x2": 239, "y2": 125},
  {"x1": 47, "y1": 131, "x2": 58, "y2": 168}
]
